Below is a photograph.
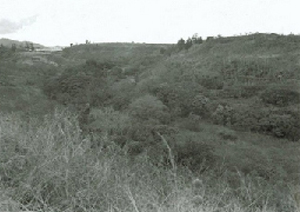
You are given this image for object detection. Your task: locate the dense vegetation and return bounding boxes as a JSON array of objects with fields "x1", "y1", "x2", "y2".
[{"x1": 1, "y1": 33, "x2": 300, "y2": 212}]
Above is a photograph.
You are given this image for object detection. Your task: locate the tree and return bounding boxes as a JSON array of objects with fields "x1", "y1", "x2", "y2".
[
  {"x1": 192, "y1": 34, "x2": 203, "y2": 44},
  {"x1": 177, "y1": 38, "x2": 185, "y2": 51},
  {"x1": 185, "y1": 37, "x2": 193, "y2": 50}
]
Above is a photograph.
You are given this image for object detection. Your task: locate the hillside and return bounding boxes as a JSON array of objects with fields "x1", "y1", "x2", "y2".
[
  {"x1": 0, "y1": 34, "x2": 300, "y2": 212},
  {"x1": 0, "y1": 38, "x2": 44, "y2": 48}
]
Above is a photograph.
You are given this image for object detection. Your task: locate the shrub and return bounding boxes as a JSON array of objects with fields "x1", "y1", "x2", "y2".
[
  {"x1": 43, "y1": 61, "x2": 114, "y2": 106},
  {"x1": 199, "y1": 76, "x2": 224, "y2": 90},
  {"x1": 211, "y1": 104, "x2": 234, "y2": 126},
  {"x1": 44, "y1": 73, "x2": 96, "y2": 105},
  {"x1": 260, "y1": 87, "x2": 300, "y2": 106},
  {"x1": 128, "y1": 94, "x2": 171, "y2": 124},
  {"x1": 153, "y1": 82, "x2": 203, "y2": 117},
  {"x1": 105, "y1": 78, "x2": 137, "y2": 110},
  {"x1": 174, "y1": 140, "x2": 216, "y2": 172},
  {"x1": 152, "y1": 83, "x2": 181, "y2": 110},
  {"x1": 222, "y1": 85, "x2": 266, "y2": 99},
  {"x1": 172, "y1": 133, "x2": 216, "y2": 172},
  {"x1": 230, "y1": 106, "x2": 263, "y2": 131},
  {"x1": 190, "y1": 94, "x2": 210, "y2": 117},
  {"x1": 258, "y1": 112, "x2": 300, "y2": 141},
  {"x1": 212, "y1": 103, "x2": 300, "y2": 141}
]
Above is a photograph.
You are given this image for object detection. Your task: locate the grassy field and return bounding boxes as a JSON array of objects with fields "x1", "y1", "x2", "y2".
[{"x1": 0, "y1": 34, "x2": 300, "y2": 211}]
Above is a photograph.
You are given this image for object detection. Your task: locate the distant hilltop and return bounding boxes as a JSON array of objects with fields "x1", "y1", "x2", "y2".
[
  {"x1": 0, "y1": 38, "x2": 64, "y2": 52},
  {"x1": 0, "y1": 38, "x2": 44, "y2": 49}
]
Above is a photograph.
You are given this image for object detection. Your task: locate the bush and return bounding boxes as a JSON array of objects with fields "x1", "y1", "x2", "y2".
[
  {"x1": 153, "y1": 82, "x2": 203, "y2": 117},
  {"x1": 260, "y1": 87, "x2": 300, "y2": 106},
  {"x1": 190, "y1": 94, "x2": 210, "y2": 117},
  {"x1": 152, "y1": 83, "x2": 183, "y2": 113},
  {"x1": 212, "y1": 103, "x2": 300, "y2": 141},
  {"x1": 211, "y1": 104, "x2": 235, "y2": 126},
  {"x1": 105, "y1": 78, "x2": 137, "y2": 110},
  {"x1": 172, "y1": 133, "x2": 216, "y2": 172},
  {"x1": 44, "y1": 74, "x2": 96, "y2": 105},
  {"x1": 222, "y1": 85, "x2": 266, "y2": 99},
  {"x1": 230, "y1": 106, "x2": 263, "y2": 131},
  {"x1": 43, "y1": 61, "x2": 114, "y2": 106},
  {"x1": 199, "y1": 76, "x2": 224, "y2": 90},
  {"x1": 174, "y1": 140, "x2": 216, "y2": 172},
  {"x1": 128, "y1": 94, "x2": 171, "y2": 124},
  {"x1": 258, "y1": 112, "x2": 300, "y2": 141}
]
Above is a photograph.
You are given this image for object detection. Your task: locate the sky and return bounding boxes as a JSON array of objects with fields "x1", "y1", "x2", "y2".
[{"x1": 0, "y1": 0, "x2": 299, "y2": 47}]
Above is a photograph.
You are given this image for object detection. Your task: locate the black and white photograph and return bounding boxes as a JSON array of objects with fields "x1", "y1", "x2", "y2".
[{"x1": 0, "y1": 0, "x2": 300, "y2": 211}]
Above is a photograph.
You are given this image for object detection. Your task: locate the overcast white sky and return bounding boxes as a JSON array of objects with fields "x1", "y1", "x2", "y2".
[{"x1": 0, "y1": 0, "x2": 299, "y2": 46}]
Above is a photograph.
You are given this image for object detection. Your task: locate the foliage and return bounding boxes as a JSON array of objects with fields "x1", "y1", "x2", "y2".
[
  {"x1": 199, "y1": 76, "x2": 224, "y2": 89},
  {"x1": 172, "y1": 133, "x2": 216, "y2": 172},
  {"x1": 185, "y1": 38, "x2": 193, "y2": 50},
  {"x1": 260, "y1": 86, "x2": 300, "y2": 107},
  {"x1": 212, "y1": 104, "x2": 300, "y2": 141},
  {"x1": 177, "y1": 38, "x2": 185, "y2": 51},
  {"x1": 222, "y1": 84, "x2": 266, "y2": 99},
  {"x1": 176, "y1": 34, "x2": 203, "y2": 52},
  {"x1": 128, "y1": 94, "x2": 171, "y2": 124},
  {"x1": 258, "y1": 112, "x2": 300, "y2": 141},
  {"x1": 0, "y1": 106, "x2": 299, "y2": 212},
  {"x1": 211, "y1": 103, "x2": 235, "y2": 126},
  {"x1": 104, "y1": 78, "x2": 137, "y2": 110},
  {"x1": 43, "y1": 61, "x2": 110, "y2": 105},
  {"x1": 189, "y1": 94, "x2": 210, "y2": 117},
  {"x1": 44, "y1": 73, "x2": 96, "y2": 104},
  {"x1": 192, "y1": 33, "x2": 203, "y2": 44},
  {"x1": 1, "y1": 34, "x2": 300, "y2": 211},
  {"x1": 151, "y1": 80, "x2": 205, "y2": 117}
]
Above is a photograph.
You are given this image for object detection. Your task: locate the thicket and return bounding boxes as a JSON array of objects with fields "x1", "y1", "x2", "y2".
[
  {"x1": 212, "y1": 104, "x2": 300, "y2": 141},
  {"x1": 260, "y1": 87, "x2": 300, "y2": 107},
  {"x1": 43, "y1": 59, "x2": 120, "y2": 107}
]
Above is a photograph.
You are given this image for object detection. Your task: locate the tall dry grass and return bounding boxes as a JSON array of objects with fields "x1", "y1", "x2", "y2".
[{"x1": 0, "y1": 108, "x2": 298, "y2": 212}]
